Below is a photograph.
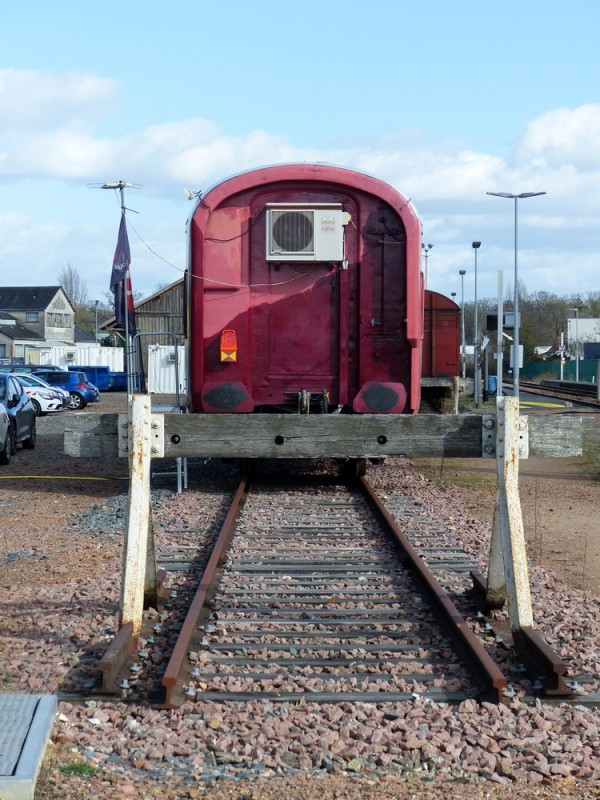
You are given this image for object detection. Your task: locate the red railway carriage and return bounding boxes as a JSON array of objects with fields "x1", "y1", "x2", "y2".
[
  {"x1": 187, "y1": 164, "x2": 423, "y2": 415},
  {"x1": 422, "y1": 290, "x2": 460, "y2": 378}
]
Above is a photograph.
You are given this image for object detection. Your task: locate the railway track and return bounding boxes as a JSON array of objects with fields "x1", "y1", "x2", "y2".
[
  {"x1": 515, "y1": 379, "x2": 600, "y2": 408},
  {"x1": 92, "y1": 465, "x2": 600, "y2": 710},
  {"x1": 159, "y1": 473, "x2": 508, "y2": 708}
]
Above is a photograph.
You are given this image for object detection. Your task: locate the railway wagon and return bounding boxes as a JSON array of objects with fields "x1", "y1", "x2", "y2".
[
  {"x1": 187, "y1": 163, "x2": 423, "y2": 415},
  {"x1": 422, "y1": 290, "x2": 460, "y2": 379}
]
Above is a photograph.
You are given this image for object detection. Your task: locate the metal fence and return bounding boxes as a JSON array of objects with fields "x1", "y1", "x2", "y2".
[{"x1": 521, "y1": 359, "x2": 599, "y2": 383}]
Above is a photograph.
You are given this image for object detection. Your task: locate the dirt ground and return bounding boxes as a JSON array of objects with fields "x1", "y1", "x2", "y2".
[
  {"x1": 414, "y1": 451, "x2": 600, "y2": 597},
  {"x1": 1, "y1": 398, "x2": 598, "y2": 800}
]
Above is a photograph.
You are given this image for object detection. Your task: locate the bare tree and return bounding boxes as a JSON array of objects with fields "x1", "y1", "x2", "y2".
[{"x1": 58, "y1": 262, "x2": 88, "y2": 307}]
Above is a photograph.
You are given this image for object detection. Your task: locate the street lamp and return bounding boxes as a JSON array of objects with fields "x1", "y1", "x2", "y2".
[
  {"x1": 486, "y1": 191, "x2": 546, "y2": 399},
  {"x1": 472, "y1": 241, "x2": 481, "y2": 406},
  {"x1": 459, "y1": 270, "x2": 466, "y2": 381},
  {"x1": 95, "y1": 300, "x2": 99, "y2": 344},
  {"x1": 421, "y1": 243, "x2": 434, "y2": 284},
  {"x1": 570, "y1": 307, "x2": 580, "y2": 381}
]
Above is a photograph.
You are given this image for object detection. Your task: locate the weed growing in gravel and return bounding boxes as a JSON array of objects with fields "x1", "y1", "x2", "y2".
[{"x1": 58, "y1": 762, "x2": 100, "y2": 777}]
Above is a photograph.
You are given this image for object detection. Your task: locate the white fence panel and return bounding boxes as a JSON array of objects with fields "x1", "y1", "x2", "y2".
[{"x1": 147, "y1": 345, "x2": 187, "y2": 395}]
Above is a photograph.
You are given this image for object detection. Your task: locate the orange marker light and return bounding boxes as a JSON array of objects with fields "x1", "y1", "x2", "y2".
[{"x1": 220, "y1": 329, "x2": 238, "y2": 362}]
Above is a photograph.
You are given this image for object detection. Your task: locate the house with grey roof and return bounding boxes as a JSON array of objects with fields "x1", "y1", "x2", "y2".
[{"x1": 0, "y1": 286, "x2": 75, "y2": 361}]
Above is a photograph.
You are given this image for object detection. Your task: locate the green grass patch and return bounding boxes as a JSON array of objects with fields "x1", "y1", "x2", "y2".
[
  {"x1": 58, "y1": 761, "x2": 100, "y2": 777},
  {"x1": 415, "y1": 459, "x2": 495, "y2": 491}
]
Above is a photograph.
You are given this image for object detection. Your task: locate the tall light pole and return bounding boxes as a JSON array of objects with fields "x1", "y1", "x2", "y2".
[
  {"x1": 459, "y1": 270, "x2": 466, "y2": 381},
  {"x1": 421, "y1": 243, "x2": 434, "y2": 284},
  {"x1": 486, "y1": 191, "x2": 546, "y2": 399},
  {"x1": 472, "y1": 241, "x2": 481, "y2": 406},
  {"x1": 570, "y1": 307, "x2": 580, "y2": 381}
]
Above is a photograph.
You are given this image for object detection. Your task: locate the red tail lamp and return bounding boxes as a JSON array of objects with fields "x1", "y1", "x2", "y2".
[{"x1": 220, "y1": 329, "x2": 238, "y2": 362}]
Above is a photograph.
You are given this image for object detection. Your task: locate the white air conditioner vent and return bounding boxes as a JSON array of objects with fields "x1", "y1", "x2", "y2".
[
  {"x1": 65, "y1": 352, "x2": 75, "y2": 361},
  {"x1": 167, "y1": 351, "x2": 177, "y2": 363},
  {"x1": 266, "y1": 204, "x2": 348, "y2": 261}
]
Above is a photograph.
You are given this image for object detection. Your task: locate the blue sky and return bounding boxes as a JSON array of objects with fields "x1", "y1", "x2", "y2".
[{"x1": 2, "y1": 0, "x2": 600, "y2": 308}]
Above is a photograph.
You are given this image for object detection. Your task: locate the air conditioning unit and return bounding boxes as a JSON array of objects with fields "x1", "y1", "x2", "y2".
[
  {"x1": 167, "y1": 351, "x2": 177, "y2": 363},
  {"x1": 266, "y1": 204, "x2": 349, "y2": 261},
  {"x1": 65, "y1": 352, "x2": 75, "y2": 361}
]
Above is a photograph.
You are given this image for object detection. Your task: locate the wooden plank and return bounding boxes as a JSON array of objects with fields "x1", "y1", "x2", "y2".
[
  {"x1": 162, "y1": 414, "x2": 484, "y2": 459},
  {"x1": 64, "y1": 411, "x2": 586, "y2": 460},
  {"x1": 64, "y1": 412, "x2": 121, "y2": 458},
  {"x1": 527, "y1": 414, "x2": 582, "y2": 457}
]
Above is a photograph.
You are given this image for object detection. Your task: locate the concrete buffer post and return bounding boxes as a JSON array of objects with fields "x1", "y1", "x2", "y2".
[
  {"x1": 119, "y1": 394, "x2": 158, "y2": 637},
  {"x1": 485, "y1": 396, "x2": 533, "y2": 630}
]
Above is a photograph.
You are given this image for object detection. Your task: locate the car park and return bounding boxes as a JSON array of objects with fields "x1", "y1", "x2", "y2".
[
  {"x1": 15, "y1": 373, "x2": 71, "y2": 411},
  {"x1": 0, "y1": 402, "x2": 13, "y2": 465},
  {"x1": 13, "y1": 374, "x2": 64, "y2": 416},
  {"x1": 32, "y1": 369, "x2": 100, "y2": 410},
  {"x1": 0, "y1": 373, "x2": 36, "y2": 452}
]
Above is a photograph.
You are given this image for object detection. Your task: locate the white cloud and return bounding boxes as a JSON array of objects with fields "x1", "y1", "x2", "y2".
[
  {"x1": 0, "y1": 68, "x2": 121, "y2": 132},
  {"x1": 1, "y1": 68, "x2": 600, "y2": 301},
  {"x1": 517, "y1": 104, "x2": 600, "y2": 168}
]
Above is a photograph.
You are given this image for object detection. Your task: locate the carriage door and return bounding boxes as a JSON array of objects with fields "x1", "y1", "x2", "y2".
[{"x1": 251, "y1": 205, "x2": 344, "y2": 407}]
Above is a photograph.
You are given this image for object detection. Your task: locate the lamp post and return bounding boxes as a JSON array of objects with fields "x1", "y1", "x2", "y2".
[
  {"x1": 486, "y1": 191, "x2": 546, "y2": 400},
  {"x1": 472, "y1": 241, "x2": 481, "y2": 406},
  {"x1": 95, "y1": 300, "x2": 99, "y2": 344},
  {"x1": 421, "y1": 243, "x2": 433, "y2": 284},
  {"x1": 459, "y1": 270, "x2": 466, "y2": 381},
  {"x1": 570, "y1": 307, "x2": 580, "y2": 381}
]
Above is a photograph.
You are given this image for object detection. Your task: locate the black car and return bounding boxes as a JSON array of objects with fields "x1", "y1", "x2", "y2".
[{"x1": 0, "y1": 373, "x2": 36, "y2": 453}]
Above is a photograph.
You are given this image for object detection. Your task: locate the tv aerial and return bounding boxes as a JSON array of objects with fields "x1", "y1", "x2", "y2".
[{"x1": 89, "y1": 180, "x2": 143, "y2": 213}]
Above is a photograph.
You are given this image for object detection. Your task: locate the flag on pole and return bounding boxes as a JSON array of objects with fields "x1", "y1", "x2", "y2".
[{"x1": 109, "y1": 214, "x2": 137, "y2": 335}]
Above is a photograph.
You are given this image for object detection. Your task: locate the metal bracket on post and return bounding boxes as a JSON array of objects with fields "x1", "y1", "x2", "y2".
[
  {"x1": 118, "y1": 413, "x2": 164, "y2": 458},
  {"x1": 518, "y1": 414, "x2": 529, "y2": 459},
  {"x1": 482, "y1": 414, "x2": 495, "y2": 458}
]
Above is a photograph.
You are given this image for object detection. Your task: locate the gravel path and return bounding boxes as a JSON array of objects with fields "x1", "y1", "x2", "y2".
[{"x1": 0, "y1": 397, "x2": 598, "y2": 800}]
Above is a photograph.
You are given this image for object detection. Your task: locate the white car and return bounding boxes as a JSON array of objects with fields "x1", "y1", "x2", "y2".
[
  {"x1": 14, "y1": 373, "x2": 66, "y2": 416},
  {"x1": 0, "y1": 402, "x2": 12, "y2": 464}
]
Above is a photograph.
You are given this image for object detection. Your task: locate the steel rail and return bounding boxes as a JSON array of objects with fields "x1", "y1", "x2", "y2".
[
  {"x1": 515, "y1": 380, "x2": 600, "y2": 408},
  {"x1": 359, "y1": 476, "x2": 508, "y2": 702},
  {"x1": 160, "y1": 477, "x2": 248, "y2": 707}
]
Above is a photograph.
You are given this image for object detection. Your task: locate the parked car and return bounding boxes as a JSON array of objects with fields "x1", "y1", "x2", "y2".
[
  {"x1": 32, "y1": 370, "x2": 100, "y2": 410},
  {"x1": 0, "y1": 373, "x2": 36, "y2": 452},
  {"x1": 13, "y1": 374, "x2": 64, "y2": 415},
  {"x1": 0, "y1": 363, "x2": 63, "y2": 374},
  {"x1": 15, "y1": 374, "x2": 71, "y2": 411},
  {"x1": 0, "y1": 402, "x2": 13, "y2": 465}
]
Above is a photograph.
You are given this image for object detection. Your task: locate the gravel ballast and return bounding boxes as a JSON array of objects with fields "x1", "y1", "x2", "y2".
[{"x1": 0, "y1": 398, "x2": 598, "y2": 800}]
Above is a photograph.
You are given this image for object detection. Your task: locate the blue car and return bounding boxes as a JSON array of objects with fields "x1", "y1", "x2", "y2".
[
  {"x1": 32, "y1": 370, "x2": 100, "y2": 410},
  {"x1": 0, "y1": 373, "x2": 36, "y2": 457}
]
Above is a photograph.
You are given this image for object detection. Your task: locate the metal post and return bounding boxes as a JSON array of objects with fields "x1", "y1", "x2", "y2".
[
  {"x1": 486, "y1": 191, "x2": 546, "y2": 400},
  {"x1": 497, "y1": 271, "x2": 503, "y2": 398},
  {"x1": 570, "y1": 307, "x2": 580, "y2": 381},
  {"x1": 472, "y1": 241, "x2": 481, "y2": 406},
  {"x1": 495, "y1": 396, "x2": 533, "y2": 632},
  {"x1": 95, "y1": 300, "x2": 99, "y2": 344},
  {"x1": 421, "y1": 242, "x2": 433, "y2": 285},
  {"x1": 459, "y1": 270, "x2": 466, "y2": 382},
  {"x1": 120, "y1": 394, "x2": 155, "y2": 636}
]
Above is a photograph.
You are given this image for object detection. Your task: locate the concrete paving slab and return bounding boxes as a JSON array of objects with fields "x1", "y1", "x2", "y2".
[{"x1": 0, "y1": 694, "x2": 57, "y2": 800}]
